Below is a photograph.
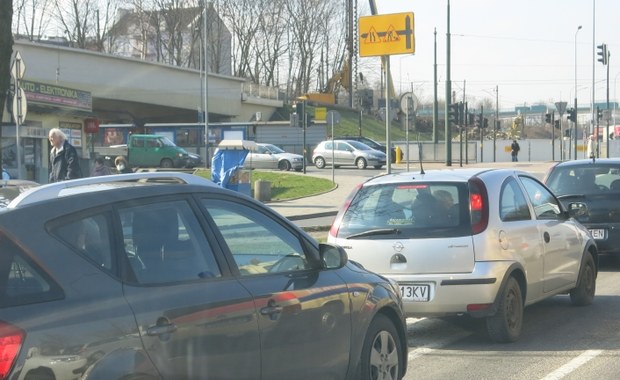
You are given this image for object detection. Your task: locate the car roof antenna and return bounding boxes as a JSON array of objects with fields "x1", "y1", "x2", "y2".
[{"x1": 417, "y1": 133, "x2": 425, "y2": 175}]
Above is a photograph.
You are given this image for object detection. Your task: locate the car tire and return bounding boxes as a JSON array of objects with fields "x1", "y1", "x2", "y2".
[
  {"x1": 160, "y1": 158, "x2": 174, "y2": 168},
  {"x1": 356, "y1": 157, "x2": 367, "y2": 169},
  {"x1": 570, "y1": 253, "x2": 596, "y2": 306},
  {"x1": 315, "y1": 157, "x2": 326, "y2": 169},
  {"x1": 359, "y1": 314, "x2": 403, "y2": 380},
  {"x1": 278, "y1": 160, "x2": 291, "y2": 171},
  {"x1": 486, "y1": 276, "x2": 523, "y2": 343}
]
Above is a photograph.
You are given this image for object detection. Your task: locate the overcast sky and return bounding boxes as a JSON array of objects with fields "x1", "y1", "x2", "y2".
[{"x1": 367, "y1": 0, "x2": 619, "y2": 111}]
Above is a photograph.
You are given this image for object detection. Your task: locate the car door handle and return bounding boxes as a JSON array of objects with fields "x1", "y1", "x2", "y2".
[
  {"x1": 260, "y1": 305, "x2": 283, "y2": 316},
  {"x1": 146, "y1": 321, "x2": 178, "y2": 336},
  {"x1": 543, "y1": 231, "x2": 550, "y2": 243}
]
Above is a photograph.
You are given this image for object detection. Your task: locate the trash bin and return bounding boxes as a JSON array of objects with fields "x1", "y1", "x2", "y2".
[{"x1": 254, "y1": 179, "x2": 271, "y2": 202}]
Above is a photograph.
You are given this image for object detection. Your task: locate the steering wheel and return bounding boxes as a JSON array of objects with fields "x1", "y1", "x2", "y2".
[{"x1": 269, "y1": 253, "x2": 307, "y2": 273}]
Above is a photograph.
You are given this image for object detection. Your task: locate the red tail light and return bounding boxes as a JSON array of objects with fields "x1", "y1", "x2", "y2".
[
  {"x1": 0, "y1": 321, "x2": 25, "y2": 379},
  {"x1": 469, "y1": 178, "x2": 489, "y2": 235},
  {"x1": 329, "y1": 184, "x2": 362, "y2": 238}
]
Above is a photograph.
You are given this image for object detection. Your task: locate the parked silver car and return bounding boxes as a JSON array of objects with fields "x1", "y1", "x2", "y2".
[
  {"x1": 244, "y1": 143, "x2": 304, "y2": 171},
  {"x1": 328, "y1": 168, "x2": 598, "y2": 342},
  {"x1": 312, "y1": 140, "x2": 386, "y2": 169}
]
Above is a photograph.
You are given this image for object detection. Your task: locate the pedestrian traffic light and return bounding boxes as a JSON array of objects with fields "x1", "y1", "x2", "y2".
[
  {"x1": 567, "y1": 108, "x2": 576, "y2": 123},
  {"x1": 545, "y1": 113, "x2": 552, "y2": 124},
  {"x1": 554, "y1": 120, "x2": 560, "y2": 129},
  {"x1": 597, "y1": 44, "x2": 608, "y2": 65},
  {"x1": 448, "y1": 103, "x2": 460, "y2": 125}
]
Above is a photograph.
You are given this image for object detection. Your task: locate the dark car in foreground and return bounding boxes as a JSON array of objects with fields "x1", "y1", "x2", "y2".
[
  {"x1": 0, "y1": 172, "x2": 407, "y2": 380},
  {"x1": 544, "y1": 158, "x2": 620, "y2": 258}
]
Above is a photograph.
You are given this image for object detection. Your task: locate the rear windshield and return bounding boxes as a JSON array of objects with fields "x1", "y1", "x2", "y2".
[
  {"x1": 546, "y1": 164, "x2": 620, "y2": 195},
  {"x1": 337, "y1": 182, "x2": 471, "y2": 239}
]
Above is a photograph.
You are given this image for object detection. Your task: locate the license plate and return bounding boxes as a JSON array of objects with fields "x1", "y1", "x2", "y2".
[
  {"x1": 399, "y1": 284, "x2": 431, "y2": 302},
  {"x1": 589, "y1": 229, "x2": 606, "y2": 240}
]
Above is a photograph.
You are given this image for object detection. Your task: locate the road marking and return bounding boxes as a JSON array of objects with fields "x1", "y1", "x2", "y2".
[
  {"x1": 540, "y1": 350, "x2": 602, "y2": 380},
  {"x1": 408, "y1": 331, "x2": 472, "y2": 360}
]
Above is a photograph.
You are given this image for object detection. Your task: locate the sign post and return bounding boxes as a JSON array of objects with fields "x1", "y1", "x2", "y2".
[
  {"x1": 359, "y1": 12, "x2": 415, "y2": 174},
  {"x1": 10, "y1": 51, "x2": 27, "y2": 179}
]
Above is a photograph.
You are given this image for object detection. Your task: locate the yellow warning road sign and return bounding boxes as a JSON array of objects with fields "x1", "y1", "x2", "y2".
[{"x1": 359, "y1": 12, "x2": 415, "y2": 57}]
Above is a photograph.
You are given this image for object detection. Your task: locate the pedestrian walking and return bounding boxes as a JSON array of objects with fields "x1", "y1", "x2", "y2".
[
  {"x1": 511, "y1": 140, "x2": 520, "y2": 162},
  {"x1": 91, "y1": 157, "x2": 112, "y2": 176},
  {"x1": 49, "y1": 128, "x2": 82, "y2": 183}
]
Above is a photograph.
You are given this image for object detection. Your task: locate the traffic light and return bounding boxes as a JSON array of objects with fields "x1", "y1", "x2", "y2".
[
  {"x1": 483, "y1": 118, "x2": 489, "y2": 128},
  {"x1": 597, "y1": 107, "x2": 603, "y2": 121},
  {"x1": 448, "y1": 103, "x2": 460, "y2": 125},
  {"x1": 567, "y1": 108, "x2": 576, "y2": 123},
  {"x1": 565, "y1": 129, "x2": 571, "y2": 138},
  {"x1": 545, "y1": 113, "x2": 552, "y2": 124},
  {"x1": 554, "y1": 120, "x2": 560, "y2": 129},
  {"x1": 597, "y1": 44, "x2": 608, "y2": 65},
  {"x1": 295, "y1": 101, "x2": 305, "y2": 128}
]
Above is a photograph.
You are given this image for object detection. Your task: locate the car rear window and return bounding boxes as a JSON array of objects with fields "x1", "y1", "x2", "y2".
[
  {"x1": 546, "y1": 164, "x2": 620, "y2": 195},
  {"x1": 337, "y1": 182, "x2": 471, "y2": 238}
]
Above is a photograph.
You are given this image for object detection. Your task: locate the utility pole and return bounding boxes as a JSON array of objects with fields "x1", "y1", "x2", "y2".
[{"x1": 444, "y1": 0, "x2": 452, "y2": 166}]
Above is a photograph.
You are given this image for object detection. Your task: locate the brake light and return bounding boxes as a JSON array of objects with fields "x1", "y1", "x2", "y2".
[
  {"x1": 469, "y1": 178, "x2": 489, "y2": 235},
  {"x1": 0, "y1": 321, "x2": 25, "y2": 379},
  {"x1": 329, "y1": 184, "x2": 362, "y2": 238}
]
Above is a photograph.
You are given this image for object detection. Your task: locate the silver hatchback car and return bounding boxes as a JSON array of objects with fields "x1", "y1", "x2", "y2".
[
  {"x1": 328, "y1": 168, "x2": 598, "y2": 342},
  {"x1": 312, "y1": 140, "x2": 386, "y2": 169}
]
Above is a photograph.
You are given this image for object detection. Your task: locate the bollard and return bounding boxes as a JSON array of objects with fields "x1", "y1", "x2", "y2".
[{"x1": 254, "y1": 179, "x2": 271, "y2": 202}]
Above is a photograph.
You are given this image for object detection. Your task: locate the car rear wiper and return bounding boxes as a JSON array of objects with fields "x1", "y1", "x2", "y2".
[{"x1": 346, "y1": 228, "x2": 401, "y2": 239}]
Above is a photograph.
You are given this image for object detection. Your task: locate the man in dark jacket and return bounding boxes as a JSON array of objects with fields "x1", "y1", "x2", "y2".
[{"x1": 49, "y1": 128, "x2": 82, "y2": 182}]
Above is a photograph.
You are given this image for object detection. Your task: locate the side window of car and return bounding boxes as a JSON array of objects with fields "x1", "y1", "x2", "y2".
[
  {"x1": 0, "y1": 235, "x2": 62, "y2": 308},
  {"x1": 132, "y1": 138, "x2": 144, "y2": 148},
  {"x1": 202, "y1": 199, "x2": 311, "y2": 276},
  {"x1": 499, "y1": 179, "x2": 532, "y2": 222},
  {"x1": 53, "y1": 213, "x2": 114, "y2": 272},
  {"x1": 121, "y1": 200, "x2": 221, "y2": 284},
  {"x1": 519, "y1": 176, "x2": 562, "y2": 220}
]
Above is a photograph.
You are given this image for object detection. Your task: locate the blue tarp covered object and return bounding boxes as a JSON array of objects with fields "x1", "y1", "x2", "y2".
[
  {"x1": 211, "y1": 140, "x2": 256, "y2": 189},
  {"x1": 211, "y1": 148, "x2": 249, "y2": 188}
]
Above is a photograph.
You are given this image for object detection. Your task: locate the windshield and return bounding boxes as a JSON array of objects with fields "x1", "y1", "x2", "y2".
[
  {"x1": 264, "y1": 144, "x2": 285, "y2": 154},
  {"x1": 337, "y1": 182, "x2": 470, "y2": 239},
  {"x1": 160, "y1": 136, "x2": 176, "y2": 147},
  {"x1": 348, "y1": 140, "x2": 374, "y2": 151}
]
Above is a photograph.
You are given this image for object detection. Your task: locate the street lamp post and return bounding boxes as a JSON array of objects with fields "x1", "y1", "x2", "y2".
[{"x1": 574, "y1": 25, "x2": 582, "y2": 160}]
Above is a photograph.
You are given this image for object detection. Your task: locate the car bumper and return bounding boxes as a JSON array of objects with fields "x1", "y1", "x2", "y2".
[
  {"x1": 580, "y1": 222, "x2": 620, "y2": 254},
  {"x1": 382, "y1": 260, "x2": 513, "y2": 317}
]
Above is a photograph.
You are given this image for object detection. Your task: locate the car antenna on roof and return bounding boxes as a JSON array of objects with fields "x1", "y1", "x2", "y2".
[{"x1": 417, "y1": 133, "x2": 425, "y2": 175}]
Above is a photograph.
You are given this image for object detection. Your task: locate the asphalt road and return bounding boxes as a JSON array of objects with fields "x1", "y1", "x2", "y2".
[{"x1": 402, "y1": 257, "x2": 620, "y2": 380}]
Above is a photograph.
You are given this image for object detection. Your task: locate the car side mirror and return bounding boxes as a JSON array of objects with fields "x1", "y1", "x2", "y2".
[{"x1": 319, "y1": 243, "x2": 348, "y2": 269}]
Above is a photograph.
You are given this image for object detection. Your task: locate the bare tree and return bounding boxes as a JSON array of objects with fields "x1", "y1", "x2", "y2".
[
  {"x1": 51, "y1": 0, "x2": 119, "y2": 51},
  {"x1": 13, "y1": 0, "x2": 53, "y2": 40}
]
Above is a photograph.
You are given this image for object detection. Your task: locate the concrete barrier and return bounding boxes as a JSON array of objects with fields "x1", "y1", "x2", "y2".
[{"x1": 254, "y1": 180, "x2": 271, "y2": 202}]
